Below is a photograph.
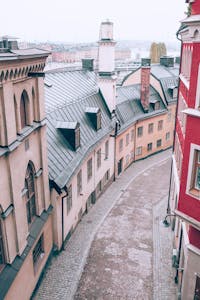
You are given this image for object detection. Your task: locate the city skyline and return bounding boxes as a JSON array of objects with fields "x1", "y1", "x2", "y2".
[{"x1": 2, "y1": 0, "x2": 187, "y2": 43}]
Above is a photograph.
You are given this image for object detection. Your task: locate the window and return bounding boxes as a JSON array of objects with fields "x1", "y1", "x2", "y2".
[
  {"x1": 77, "y1": 170, "x2": 82, "y2": 195},
  {"x1": 158, "y1": 120, "x2": 163, "y2": 131},
  {"x1": 130, "y1": 129, "x2": 134, "y2": 142},
  {"x1": 97, "y1": 149, "x2": 101, "y2": 169},
  {"x1": 137, "y1": 126, "x2": 143, "y2": 137},
  {"x1": 96, "y1": 180, "x2": 102, "y2": 195},
  {"x1": 67, "y1": 185, "x2": 72, "y2": 214},
  {"x1": 126, "y1": 133, "x2": 129, "y2": 146},
  {"x1": 105, "y1": 140, "x2": 109, "y2": 159},
  {"x1": 167, "y1": 109, "x2": 172, "y2": 122},
  {"x1": 96, "y1": 111, "x2": 101, "y2": 130},
  {"x1": 0, "y1": 222, "x2": 5, "y2": 271},
  {"x1": 105, "y1": 169, "x2": 110, "y2": 182},
  {"x1": 119, "y1": 138, "x2": 123, "y2": 152},
  {"x1": 148, "y1": 123, "x2": 153, "y2": 134},
  {"x1": 33, "y1": 235, "x2": 44, "y2": 267},
  {"x1": 193, "y1": 151, "x2": 200, "y2": 191},
  {"x1": 87, "y1": 158, "x2": 92, "y2": 181},
  {"x1": 25, "y1": 163, "x2": 36, "y2": 225},
  {"x1": 136, "y1": 146, "x2": 142, "y2": 156},
  {"x1": 157, "y1": 139, "x2": 162, "y2": 147},
  {"x1": 20, "y1": 91, "x2": 28, "y2": 129},
  {"x1": 147, "y1": 143, "x2": 152, "y2": 151},
  {"x1": 166, "y1": 132, "x2": 170, "y2": 141},
  {"x1": 75, "y1": 127, "x2": 80, "y2": 150},
  {"x1": 125, "y1": 154, "x2": 129, "y2": 165}
]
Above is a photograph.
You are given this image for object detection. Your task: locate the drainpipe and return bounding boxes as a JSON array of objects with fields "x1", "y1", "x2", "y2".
[
  {"x1": 174, "y1": 227, "x2": 183, "y2": 284},
  {"x1": 61, "y1": 188, "x2": 68, "y2": 251}
]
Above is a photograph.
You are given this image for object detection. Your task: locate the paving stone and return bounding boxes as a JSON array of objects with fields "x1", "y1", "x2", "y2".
[{"x1": 33, "y1": 149, "x2": 177, "y2": 300}]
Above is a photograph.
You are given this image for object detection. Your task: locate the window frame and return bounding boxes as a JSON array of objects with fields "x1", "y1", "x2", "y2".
[
  {"x1": 77, "y1": 170, "x2": 82, "y2": 195},
  {"x1": 158, "y1": 120, "x2": 163, "y2": 131},
  {"x1": 97, "y1": 148, "x2": 101, "y2": 169},
  {"x1": 186, "y1": 144, "x2": 200, "y2": 199},
  {"x1": 119, "y1": 138, "x2": 123, "y2": 152},
  {"x1": 32, "y1": 234, "x2": 44, "y2": 270},
  {"x1": 148, "y1": 123, "x2": 154, "y2": 134},
  {"x1": 105, "y1": 140, "x2": 109, "y2": 160},
  {"x1": 66, "y1": 184, "x2": 72, "y2": 214},
  {"x1": 136, "y1": 146, "x2": 142, "y2": 156},
  {"x1": 24, "y1": 163, "x2": 37, "y2": 226},
  {"x1": 126, "y1": 133, "x2": 129, "y2": 146},
  {"x1": 87, "y1": 158, "x2": 92, "y2": 182},
  {"x1": 137, "y1": 126, "x2": 143, "y2": 137},
  {"x1": 147, "y1": 142, "x2": 152, "y2": 151},
  {"x1": 157, "y1": 139, "x2": 162, "y2": 148}
]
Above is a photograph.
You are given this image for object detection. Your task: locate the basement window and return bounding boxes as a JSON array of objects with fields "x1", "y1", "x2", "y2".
[{"x1": 33, "y1": 234, "x2": 44, "y2": 271}]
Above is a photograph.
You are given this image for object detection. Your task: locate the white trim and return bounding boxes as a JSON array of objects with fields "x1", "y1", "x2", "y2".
[
  {"x1": 188, "y1": 244, "x2": 200, "y2": 256},
  {"x1": 186, "y1": 143, "x2": 200, "y2": 200},
  {"x1": 182, "y1": 221, "x2": 190, "y2": 245},
  {"x1": 172, "y1": 154, "x2": 180, "y2": 195},
  {"x1": 183, "y1": 108, "x2": 200, "y2": 118},
  {"x1": 179, "y1": 73, "x2": 190, "y2": 90},
  {"x1": 175, "y1": 209, "x2": 200, "y2": 230}
]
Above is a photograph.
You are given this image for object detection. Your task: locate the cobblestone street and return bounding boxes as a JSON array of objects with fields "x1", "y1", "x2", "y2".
[{"x1": 34, "y1": 149, "x2": 177, "y2": 300}]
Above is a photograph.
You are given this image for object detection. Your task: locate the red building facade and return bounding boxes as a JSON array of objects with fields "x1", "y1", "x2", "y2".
[{"x1": 170, "y1": 1, "x2": 200, "y2": 298}]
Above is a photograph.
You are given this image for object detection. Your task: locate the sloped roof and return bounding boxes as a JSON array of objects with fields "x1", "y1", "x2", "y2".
[
  {"x1": 44, "y1": 69, "x2": 98, "y2": 113},
  {"x1": 116, "y1": 84, "x2": 166, "y2": 132},
  {"x1": 46, "y1": 92, "x2": 113, "y2": 189}
]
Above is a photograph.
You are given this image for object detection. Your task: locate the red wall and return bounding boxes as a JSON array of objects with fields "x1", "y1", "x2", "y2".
[
  {"x1": 191, "y1": 0, "x2": 200, "y2": 15},
  {"x1": 178, "y1": 115, "x2": 200, "y2": 222}
]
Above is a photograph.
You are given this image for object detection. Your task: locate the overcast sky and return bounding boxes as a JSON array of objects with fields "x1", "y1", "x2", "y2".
[{"x1": 2, "y1": 0, "x2": 187, "y2": 43}]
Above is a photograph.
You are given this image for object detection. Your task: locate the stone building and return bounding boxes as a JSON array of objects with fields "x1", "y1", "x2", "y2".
[{"x1": 0, "y1": 37, "x2": 53, "y2": 300}]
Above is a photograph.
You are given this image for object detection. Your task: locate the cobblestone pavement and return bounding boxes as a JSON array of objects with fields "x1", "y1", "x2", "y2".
[{"x1": 34, "y1": 149, "x2": 177, "y2": 300}]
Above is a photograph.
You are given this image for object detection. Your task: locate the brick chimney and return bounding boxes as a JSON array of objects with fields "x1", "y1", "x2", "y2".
[{"x1": 140, "y1": 58, "x2": 151, "y2": 113}]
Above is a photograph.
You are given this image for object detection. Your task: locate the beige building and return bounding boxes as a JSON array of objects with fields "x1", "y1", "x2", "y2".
[
  {"x1": 0, "y1": 38, "x2": 53, "y2": 299},
  {"x1": 115, "y1": 57, "x2": 179, "y2": 176}
]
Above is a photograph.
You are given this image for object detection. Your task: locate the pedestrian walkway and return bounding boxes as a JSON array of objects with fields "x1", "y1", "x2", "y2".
[{"x1": 34, "y1": 149, "x2": 175, "y2": 300}]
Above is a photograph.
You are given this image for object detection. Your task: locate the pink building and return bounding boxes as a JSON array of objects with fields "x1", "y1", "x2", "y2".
[{"x1": 0, "y1": 37, "x2": 53, "y2": 299}]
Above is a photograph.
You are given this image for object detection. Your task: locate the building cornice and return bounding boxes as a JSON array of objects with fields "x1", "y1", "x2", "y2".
[
  {"x1": 175, "y1": 209, "x2": 200, "y2": 230},
  {"x1": 183, "y1": 108, "x2": 200, "y2": 118}
]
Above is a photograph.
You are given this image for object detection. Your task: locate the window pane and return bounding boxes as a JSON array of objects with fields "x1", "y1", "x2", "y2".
[{"x1": 195, "y1": 166, "x2": 200, "y2": 190}]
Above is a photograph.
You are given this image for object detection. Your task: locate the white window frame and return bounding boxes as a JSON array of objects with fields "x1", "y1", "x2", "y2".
[{"x1": 186, "y1": 143, "x2": 200, "y2": 200}]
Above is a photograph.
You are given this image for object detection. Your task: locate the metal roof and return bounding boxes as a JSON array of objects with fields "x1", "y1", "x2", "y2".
[
  {"x1": 46, "y1": 91, "x2": 113, "y2": 189},
  {"x1": 116, "y1": 84, "x2": 166, "y2": 132},
  {"x1": 44, "y1": 70, "x2": 98, "y2": 113}
]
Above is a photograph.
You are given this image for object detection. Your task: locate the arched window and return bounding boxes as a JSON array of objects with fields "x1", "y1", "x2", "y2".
[
  {"x1": 20, "y1": 90, "x2": 28, "y2": 129},
  {"x1": 25, "y1": 163, "x2": 36, "y2": 224}
]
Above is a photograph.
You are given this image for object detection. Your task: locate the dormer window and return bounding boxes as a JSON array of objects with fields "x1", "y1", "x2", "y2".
[
  {"x1": 56, "y1": 121, "x2": 80, "y2": 151},
  {"x1": 150, "y1": 99, "x2": 160, "y2": 110},
  {"x1": 85, "y1": 107, "x2": 101, "y2": 131},
  {"x1": 168, "y1": 86, "x2": 178, "y2": 99}
]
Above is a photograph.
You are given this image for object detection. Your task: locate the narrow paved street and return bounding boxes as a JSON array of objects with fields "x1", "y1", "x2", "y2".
[{"x1": 34, "y1": 149, "x2": 177, "y2": 300}]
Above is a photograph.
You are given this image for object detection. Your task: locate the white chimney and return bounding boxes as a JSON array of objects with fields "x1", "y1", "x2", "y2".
[{"x1": 98, "y1": 20, "x2": 117, "y2": 113}]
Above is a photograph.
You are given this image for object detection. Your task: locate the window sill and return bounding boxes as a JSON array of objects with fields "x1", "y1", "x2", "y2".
[{"x1": 189, "y1": 188, "x2": 200, "y2": 199}]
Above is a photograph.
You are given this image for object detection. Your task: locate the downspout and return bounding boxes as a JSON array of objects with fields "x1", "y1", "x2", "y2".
[
  {"x1": 61, "y1": 187, "x2": 67, "y2": 251},
  {"x1": 174, "y1": 227, "x2": 183, "y2": 284}
]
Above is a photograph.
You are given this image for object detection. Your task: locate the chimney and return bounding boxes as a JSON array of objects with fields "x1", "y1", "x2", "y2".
[
  {"x1": 82, "y1": 58, "x2": 94, "y2": 71},
  {"x1": 140, "y1": 58, "x2": 151, "y2": 113},
  {"x1": 160, "y1": 56, "x2": 174, "y2": 67},
  {"x1": 98, "y1": 21, "x2": 117, "y2": 113}
]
